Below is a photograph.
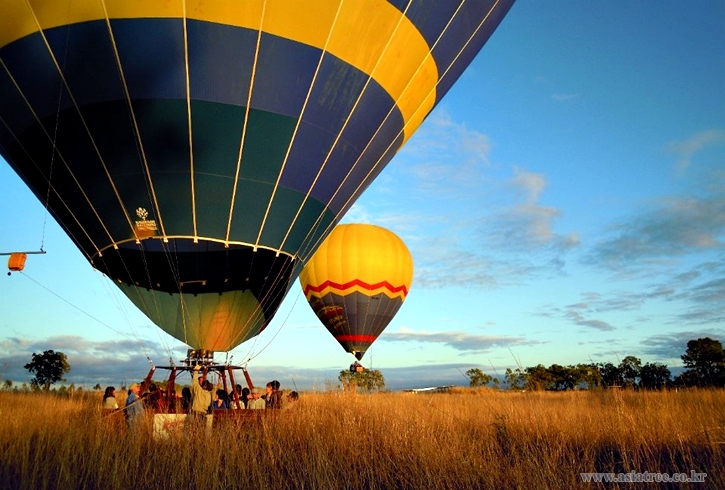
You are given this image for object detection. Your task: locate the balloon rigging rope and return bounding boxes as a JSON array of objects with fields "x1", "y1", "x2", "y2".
[
  {"x1": 0, "y1": 61, "x2": 103, "y2": 257},
  {"x1": 39, "y1": 11, "x2": 72, "y2": 254},
  {"x1": 244, "y1": 286, "x2": 304, "y2": 363},
  {"x1": 212, "y1": 251, "x2": 297, "y2": 356},
  {"x1": 181, "y1": 1, "x2": 198, "y2": 239},
  {"x1": 181, "y1": 0, "x2": 195, "y2": 340},
  {"x1": 19, "y1": 271, "x2": 152, "y2": 360},
  {"x1": 99, "y1": 269, "x2": 174, "y2": 360},
  {"x1": 93, "y1": 266, "x2": 174, "y2": 360}
]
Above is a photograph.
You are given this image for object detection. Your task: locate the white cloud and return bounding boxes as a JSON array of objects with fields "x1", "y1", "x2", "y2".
[
  {"x1": 403, "y1": 109, "x2": 492, "y2": 166},
  {"x1": 668, "y1": 129, "x2": 725, "y2": 170},
  {"x1": 382, "y1": 328, "x2": 544, "y2": 353},
  {"x1": 591, "y1": 192, "x2": 725, "y2": 269},
  {"x1": 481, "y1": 168, "x2": 579, "y2": 253},
  {"x1": 565, "y1": 310, "x2": 616, "y2": 332},
  {"x1": 511, "y1": 167, "x2": 547, "y2": 202},
  {"x1": 0, "y1": 335, "x2": 193, "y2": 386}
]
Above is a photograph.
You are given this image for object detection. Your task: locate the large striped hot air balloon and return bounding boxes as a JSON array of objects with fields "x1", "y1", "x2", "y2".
[
  {"x1": 299, "y1": 224, "x2": 413, "y2": 360},
  {"x1": 0, "y1": 0, "x2": 513, "y2": 352}
]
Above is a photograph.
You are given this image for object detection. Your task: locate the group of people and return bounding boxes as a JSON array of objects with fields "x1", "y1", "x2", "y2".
[
  {"x1": 188, "y1": 366, "x2": 298, "y2": 415},
  {"x1": 101, "y1": 367, "x2": 300, "y2": 429}
]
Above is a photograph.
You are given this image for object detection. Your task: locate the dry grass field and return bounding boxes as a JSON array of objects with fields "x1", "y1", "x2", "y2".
[{"x1": 0, "y1": 388, "x2": 722, "y2": 489}]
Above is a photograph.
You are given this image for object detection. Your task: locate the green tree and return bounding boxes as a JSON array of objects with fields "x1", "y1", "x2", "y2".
[
  {"x1": 680, "y1": 337, "x2": 725, "y2": 387},
  {"x1": 576, "y1": 363, "x2": 603, "y2": 389},
  {"x1": 525, "y1": 364, "x2": 553, "y2": 391},
  {"x1": 599, "y1": 362, "x2": 623, "y2": 387},
  {"x1": 619, "y1": 356, "x2": 642, "y2": 388},
  {"x1": 24, "y1": 350, "x2": 70, "y2": 391},
  {"x1": 465, "y1": 368, "x2": 494, "y2": 387},
  {"x1": 638, "y1": 362, "x2": 670, "y2": 390},
  {"x1": 3, "y1": 379, "x2": 12, "y2": 390},
  {"x1": 504, "y1": 368, "x2": 528, "y2": 390},
  {"x1": 338, "y1": 369, "x2": 386, "y2": 393},
  {"x1": 548, "y1": 364, "x2": 581, "y2": 391}
]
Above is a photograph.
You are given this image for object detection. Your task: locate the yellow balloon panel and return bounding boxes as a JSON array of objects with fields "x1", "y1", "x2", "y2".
[
  {"x1": 118, "y1": 285, "x2": 266, "y2": 352},
  {"x1": 300, "y1": 224, "x2": 413, "y2": 299}
]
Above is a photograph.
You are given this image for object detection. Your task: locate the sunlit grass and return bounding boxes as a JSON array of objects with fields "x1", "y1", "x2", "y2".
[{"x1": 0, "y1": 389, "x2": 723, "y2": 489}]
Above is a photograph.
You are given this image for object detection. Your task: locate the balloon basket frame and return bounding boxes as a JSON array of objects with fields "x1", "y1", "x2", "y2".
[{"x1": 138, "y1": 350, "x2": 257, "y2": 413}]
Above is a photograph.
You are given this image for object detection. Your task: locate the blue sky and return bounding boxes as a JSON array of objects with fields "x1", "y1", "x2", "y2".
[{"x1": 1, "y1": 2, "x2": 724, "y2": 391}]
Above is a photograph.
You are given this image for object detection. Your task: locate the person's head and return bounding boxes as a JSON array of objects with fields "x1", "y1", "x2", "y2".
[
  {"x1": 271, "y1": 380, "x2": 280, "y2": 391},
  {"x1": 251, "y1": 387, "x2": 260, "y2": 398},
  {"x1": 129, "y1": 383, "x2": 140, "y2": 395},
  {"x1": 287, "y1": 391, "x2": 299, "y2": 402},
  {"x1": 182, "y1": 387, "x2": 191, "y2": 399},
  {"x1": 103, "y1": 386, "x2": 116, "y2": 400},
  {"x1": 203, "y1": 380, "x2": 213, "y2": 391},
  {"x1": 216, "y1": 389, "x2": 227, "y2": 400},
  {"x1": 242, "y1": 387, "x2": 250, "y2": 397},
  {"x1": 235, "y1": 384, "x2": 242, "y2": 395},
  {"x1": 265, "y1": 382, "x2": 273, "y2": 393}
]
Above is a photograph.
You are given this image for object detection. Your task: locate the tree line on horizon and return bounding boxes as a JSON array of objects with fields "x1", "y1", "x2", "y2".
[
  {"x1": 6, "y1": 338, "x2": 725, "y2": 394},
  {"x1": 3, "y1": 348, "x2": 392, "y2": 395},
  {"x1": 466, "y1": 337, "x2": 725, "y2": 391}
]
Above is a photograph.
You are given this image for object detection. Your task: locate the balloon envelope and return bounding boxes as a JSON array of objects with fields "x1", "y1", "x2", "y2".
[
  {"x1": 0, "y1": 0, "x2": 512, "y2": 351},
  {"x1": 299, "y1": 224, "x2": 413, "y2": 359}
]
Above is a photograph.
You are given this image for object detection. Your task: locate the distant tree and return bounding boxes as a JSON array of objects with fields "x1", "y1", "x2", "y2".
[
  {"x1": 465, "y1": 368, "x2": 494, "y2": 387},
  {"x1": 504, "y1": 368, "x2": 528, "y2": 390},
  {"x1": 680, "y1": 338, "x2": 725, "y2": 387},
  {"x1": 3, "y1": 379, "x2": 12, "y2": 390},
  {"x1": 338, "y1": 369, "x2": 386, "y2": 393},
  {"x1": 576, "y1": 363, "x2": 603, "y2": 390},
  {"x1": 24, "y1": 350, "x2": 70, "y2": 391},
  {"x1": 548, "y1": 364, "x2": 582, "y2": 390},
  {"x1": 619, "y1": 356, "x2": 642, "y2": 388},
  {"x1": 525, "y1": 364, "x2": 553, "y2": 391},
  {"x1": 599, "y1": 362, "x2": 623, "y2": 388},
  {"x1": 638, "y1": 362, "x2": 671, "y2": 390},
  {"x1": 93, "y1": 383, "x2": 102, "y2": 391}
]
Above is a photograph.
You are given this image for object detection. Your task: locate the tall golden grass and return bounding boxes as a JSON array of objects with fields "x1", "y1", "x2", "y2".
[{"x1": 0, "y1": 388, "x2": 722, "y2": 489}]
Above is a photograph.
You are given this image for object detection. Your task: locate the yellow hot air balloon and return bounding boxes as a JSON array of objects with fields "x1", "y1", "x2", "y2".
[{"x1": 299, "y1": 224, "x2": 413, "y2": 360}]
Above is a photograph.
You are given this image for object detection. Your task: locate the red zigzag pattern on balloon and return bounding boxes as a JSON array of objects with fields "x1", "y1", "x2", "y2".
[{"x1": 303, "y1": 279, "x2": 409, "y2": 297}]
